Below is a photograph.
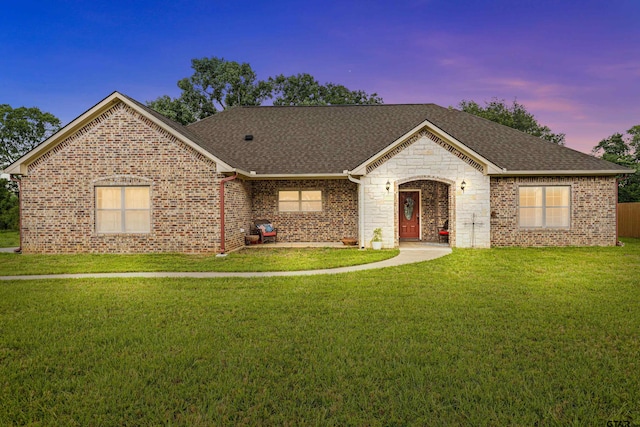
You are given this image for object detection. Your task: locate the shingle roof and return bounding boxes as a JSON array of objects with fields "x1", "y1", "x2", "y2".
[
  {"x1": 10, "y1": 93, "x2": 625, "y2": 178},
  {"x1": 182, "y1": 103, "x2": 629, "y2": 175},
  {"x1": 424, "y1": 106, "x2": 625, "y2": 173},
  {"x1": 187, "y1": 104, "x2": 447, "y2": 174}
]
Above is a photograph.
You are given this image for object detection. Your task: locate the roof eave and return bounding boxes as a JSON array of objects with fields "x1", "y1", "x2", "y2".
[
  {"x1": 351, "y1": 119, "x2": 502, "y2": 176},
  {"x1": 489, "y1": 169, "x2": 633, "y2": 177},
  {"x1": 238, "y1": 172, "x2": 349, "y2": 180},
  {"x1": 4, "y1": 91, "x2": 236, "y2": 176},
  {"x1": 112, "y1": 93, "x2": 236, "y2": 172},
  {"x1": 3, "y1": 163, "x2": 25, "y2": 175}
]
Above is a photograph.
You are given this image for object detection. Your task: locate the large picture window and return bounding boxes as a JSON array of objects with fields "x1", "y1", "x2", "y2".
[
  {"x1": 96, "y1": 186, "x2": 150, "y2": 233},
  {"x1": 278, "y1": 190, "x2": 322, "y2": 212},
  {"x1": 519, "y1": 186, "x2": 570, "y2": 228}
]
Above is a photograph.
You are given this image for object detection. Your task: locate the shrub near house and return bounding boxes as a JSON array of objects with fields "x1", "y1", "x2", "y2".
[{"x1": 0, "y1": 179, "x2": 18, "y2": 231}]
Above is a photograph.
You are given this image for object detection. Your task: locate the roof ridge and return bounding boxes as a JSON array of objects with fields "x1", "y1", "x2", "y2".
[
  {"x1": 234, "y1": 103, "x2": 439, "y2": 109},
  {"x1": 114, "y1": 93, "x2": 634, "y2": 175}
]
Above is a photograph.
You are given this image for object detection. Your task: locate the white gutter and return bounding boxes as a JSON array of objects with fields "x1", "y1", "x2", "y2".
[
  {"x1": 233, "y1": 171, "x2": 349, "y2": 180},
  {"x1": 488, "y1": 169, "x2": 633, "y2": 176},
  {"x1": 348, "y1": 174, "x2": 365, "y2": 249}
]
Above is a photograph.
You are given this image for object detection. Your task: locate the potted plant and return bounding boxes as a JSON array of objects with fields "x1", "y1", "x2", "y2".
[
  {"x1": 371, "y1": 228, "x2": 383, "y2": 250},
  {"x1": 341, "y1": 237, "x2": 358, "y2": 246}
]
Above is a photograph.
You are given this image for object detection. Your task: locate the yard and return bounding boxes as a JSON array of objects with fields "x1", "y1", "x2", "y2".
[
  {"x1": 0, "y1": 247, "x2": 399, "y2": 276},
  {"x1": 0, "y1": 230, "x2": 19, "y2": 248},
  {"x1": 1, "y1": 240, "x2": 639, "y2": 425}
]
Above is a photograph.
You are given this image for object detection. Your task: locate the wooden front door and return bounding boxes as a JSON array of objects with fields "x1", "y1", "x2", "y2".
[{"x1": 399, "y1": 191, "x2": 420, "y2": 239}]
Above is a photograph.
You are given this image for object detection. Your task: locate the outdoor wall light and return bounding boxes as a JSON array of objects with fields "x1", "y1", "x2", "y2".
[
  {"x1": 385, "y1": 180, "x2": 391, "y2": 192},
  {"x1": 461, "y1": 180, "x2": 466, "y2": 192}
]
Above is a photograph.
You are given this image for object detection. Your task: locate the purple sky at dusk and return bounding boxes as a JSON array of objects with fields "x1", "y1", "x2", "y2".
[{"x1": 2, "y1": 0, "x2": 639, "y2": 154}]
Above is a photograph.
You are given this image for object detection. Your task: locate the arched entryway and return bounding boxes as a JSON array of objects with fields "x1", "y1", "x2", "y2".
[{"x1": 398, "y1": 179, "x2": 452, "y2": 244}]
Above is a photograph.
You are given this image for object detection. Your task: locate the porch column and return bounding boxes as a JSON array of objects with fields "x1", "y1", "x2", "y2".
[{"x1": 348, "y1": 174, "x2": 365, "y2": 249}]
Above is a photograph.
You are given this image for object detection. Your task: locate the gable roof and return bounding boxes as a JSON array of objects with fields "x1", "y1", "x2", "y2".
[
  {"x1": 186, "y1": 103, "x2": 630, "y2": 175},
  {"x1": 3, "y1": 92, "x2": 235, "y2": 175},
  {"x1": 4, "y1": 92, "x2": 631, "y2": 177},
  {"x1": 423, "y1": 107, "x2": 625, "y2": 174},
  {"x1": 188, "y1": 104, "x2": 447, "y2": 175},
  {"x1": 118, "y1": 93, "x2": 208, "y2": 148}
]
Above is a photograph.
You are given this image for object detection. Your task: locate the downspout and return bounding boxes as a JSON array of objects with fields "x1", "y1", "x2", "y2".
[
  {"x1": 615, "y1": 177, "x2": 620, "y2": 245},
  {"x1": 348, "y1": 174, "x2": 365, "y2": 249},
  {"x1": 9, "y1": 175, "x2": 22, "y2": 253},
  {"x1": 218, "y1": 172, "x2": 238, "y2": 255}
]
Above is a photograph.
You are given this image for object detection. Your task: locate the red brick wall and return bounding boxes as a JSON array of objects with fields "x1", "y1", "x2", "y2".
[
  {"x1": 490, "y1": 176, "x2": 618, "y2": 247},
  {"x1": 251, "y1": 179, "x2": 358, "y2": 242},
  {"x1": 20, "y1": 102, "x2": 222, "y2": 253},
  {"x1": 223, "y1": 177, "x2": 252, "y2": 251}
]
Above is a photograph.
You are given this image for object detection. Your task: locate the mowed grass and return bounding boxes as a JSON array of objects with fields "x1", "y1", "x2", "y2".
[
  {"x1": 0, "y1": 247, "x2": 399, "y2": 276},
  {"x1": 0, "y1": 230, "x2": 19, "y2": 248},
  {"x1": 1, "y1": 240, "x2": 639, "y2": 425}
]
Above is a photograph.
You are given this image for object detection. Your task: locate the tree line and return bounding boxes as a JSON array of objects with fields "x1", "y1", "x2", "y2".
[
  {"x1": 1, "y1": 56, "x2": 638, "y2": 231},
  {"x1": 1, "y1": 105, "x2": 61, "y2": 230},
  {"x1": 146, "y1": 57, "x2": 383, "y2": 125}
]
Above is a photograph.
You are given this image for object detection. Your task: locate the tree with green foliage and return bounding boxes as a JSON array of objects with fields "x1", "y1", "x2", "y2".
[
  {"x1": 1, "y1": 104, "x2": 61, "y2": 170},
  {"x1": 270, "y1": 73, "x2": 382, "y2": 106},
  {"x1": 458, "y1": 98, "x2": 566, "y2": 145},
  {"x1": 144, "y1": 95, "x2": 198, "y2": 126},
  {"x1": 1, "y1": 105, "x2": 59, "y2": 230},
  {"x1": 147, "y1": 57, "x2": 273, "y2": 125},
  {"x1": 0, "y1": 179, "x2": 19, "y2": 230},
  {"x1": 592, "y1": 125, "x2": 640, "y2": 202},
  {"x1": 148, "y1": 57, "x2": 382, "y2": 124}
]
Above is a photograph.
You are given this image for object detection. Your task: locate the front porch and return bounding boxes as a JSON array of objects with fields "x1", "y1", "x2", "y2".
[
  {"x1": 398, "y1": 241, "x2": 450, "y2": 249},
  {"x1": 243, "y1": 240, "x2": 449, "y2": 250},
  {"x1": 244, "y1": 241, "x2": 347, "y2": 249},
  {"x1": 233, "y1": 177, "x2": 457, "y2": 252},
  {"x1": 397, "y1": 179, "x2": 452, "y2": 245}
]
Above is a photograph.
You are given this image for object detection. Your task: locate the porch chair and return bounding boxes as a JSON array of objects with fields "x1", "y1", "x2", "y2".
[
  {"x1": 254, "y1": 219, "x2": 277, "y2": 244},
  {"x1": 438, "y1": 219, "x2": 449, "y2": 243}
]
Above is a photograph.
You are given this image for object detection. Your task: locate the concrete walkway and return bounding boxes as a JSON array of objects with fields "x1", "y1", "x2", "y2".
[{"x1": 0, "y1": 245, "x2": 451, "y2": 281}]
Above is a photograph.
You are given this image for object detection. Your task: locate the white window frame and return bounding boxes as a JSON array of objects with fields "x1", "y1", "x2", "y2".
[
  {"x1": 95, "y1": 186, "x2": 151, "y2": 233},
  {"x1": 518, "y1": 185, "x2": 571, "y2": 229},
  {"x1": 278, "y1": 189, "x2": 323, "y2": 212}
]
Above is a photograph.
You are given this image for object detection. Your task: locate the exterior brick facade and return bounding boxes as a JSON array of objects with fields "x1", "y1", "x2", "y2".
[
  {"x1": 490, "y1": 176, "x2": 618, "y2": 247},
  {"x1": 223, "y1": 177, "x2": 252, "y2": 251},
  {"x1": 251, "y1": 179, "x2": 358, "y2": 242},
  {"x1": 20, "y1": 102, "x2": 223, "y2": 254},
  {"x1": 12, "y1": 94, "x2": 622, "y2": 253}
]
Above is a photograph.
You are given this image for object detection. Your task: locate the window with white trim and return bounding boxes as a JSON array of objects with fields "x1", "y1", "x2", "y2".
[
  {"x1": 278, "y1": 190, "x2": 322, "y2": 212},
  {"x1": 96, "y1": 186, "x2": 150, "y2": 233},
  {"x1": 518, "y1": 186, "x2": 570, "y2": 228}
]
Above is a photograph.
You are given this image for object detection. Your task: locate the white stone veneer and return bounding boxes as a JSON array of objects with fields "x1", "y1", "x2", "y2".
[{"x1": 362, "y1": 134, "x2": 490, "y2": 248}]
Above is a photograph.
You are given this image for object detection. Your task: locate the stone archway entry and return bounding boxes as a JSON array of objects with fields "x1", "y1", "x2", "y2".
[
  {"x1": 399, "y1": 191, "x2": 420, "y2": 239},
  {"x1": 397, "y1": 179, "x2": 451, "y2": 244}
]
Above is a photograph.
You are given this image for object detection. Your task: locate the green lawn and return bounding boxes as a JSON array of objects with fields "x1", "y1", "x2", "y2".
[
  {"x1": 0, "y1": 230, "x2": 19, "y2": 248},
  {"x1": 1, "y1": 240, "x2": 639, "y2": 425},
  {"x1": 0, "y1": 247, "x2": 399, "y2": 276}
]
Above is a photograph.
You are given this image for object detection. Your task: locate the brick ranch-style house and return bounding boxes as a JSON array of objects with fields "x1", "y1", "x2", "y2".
[{"x1": 4, "y1": 92, "x2": 631, "y2": 254}]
